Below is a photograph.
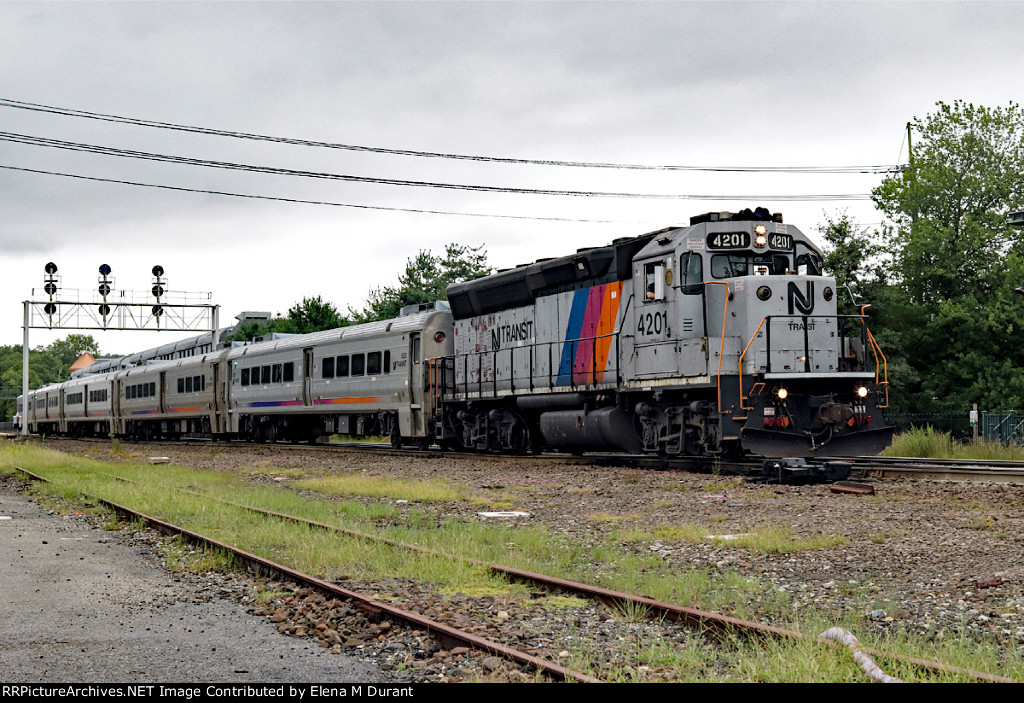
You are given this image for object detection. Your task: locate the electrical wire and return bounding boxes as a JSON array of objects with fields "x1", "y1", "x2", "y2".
[
  {"x1": 0, "y1": 131, "x2": 872, "y2": 201},
  {"x1": 0, "y1": 98, "x2": 907, "y2": 175},
  {"x1": 0, "y1": 163, "x2": 664, "y2": 223}
]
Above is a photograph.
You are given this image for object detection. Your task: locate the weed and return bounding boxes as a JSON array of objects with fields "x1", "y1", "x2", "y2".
[{"x1": 610, "y1": 598, "x2": 653, "y2": 623}]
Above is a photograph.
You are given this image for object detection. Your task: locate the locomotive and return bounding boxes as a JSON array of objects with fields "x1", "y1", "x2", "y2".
[{"x1": 22, "y1": 208, "x2": 893, "y2": 459}]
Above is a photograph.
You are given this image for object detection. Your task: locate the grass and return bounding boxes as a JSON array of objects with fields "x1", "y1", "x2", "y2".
[
  {"x1": 884, "y1": 425, "x2": 1024, "y2": 460},
  {"x1": 3, "y1": 441, "x2": 1022, "y2": 682},
  {"x1": 293, "y1": 474, "x2": 467, "y2": 503},
  {"x1": 619, "y1": 523, "x2": 846, "y2": 554}
]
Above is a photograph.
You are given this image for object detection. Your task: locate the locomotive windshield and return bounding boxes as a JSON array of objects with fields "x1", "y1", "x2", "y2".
[
  {"x1": 795, "y1": 243, "x2": 824, "y2": 275},
  {"x1": 710, "y1": 253, "x2": 789, "y2": 278}
]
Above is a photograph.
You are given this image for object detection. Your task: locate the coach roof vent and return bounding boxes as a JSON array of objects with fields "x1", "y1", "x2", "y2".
[
  {"x1": 235, "y1": 311, "x2": 273, "y2": 323},
  {"x1": 399, "y1": 300, "x2": 450, "y2": 317}
]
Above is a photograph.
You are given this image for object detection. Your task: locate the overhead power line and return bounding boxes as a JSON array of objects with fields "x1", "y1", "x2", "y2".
[
  {"x1": 0, "y1": 131, "x2": 871, "y2": 201},
  {"x1": 0, "y1": 164, "x2": 656, "y2": 223},
  {"x1": 0, "y1": 98, "x2": 907, "y2": 175}
]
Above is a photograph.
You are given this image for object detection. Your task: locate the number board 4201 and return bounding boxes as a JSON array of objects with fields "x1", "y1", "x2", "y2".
[
  {"x1": 706, "y1": 232, "x2": 750, "y2": 249},
  {"x1": 768, "y1": 233, "x2": 794, "y2": 250}
]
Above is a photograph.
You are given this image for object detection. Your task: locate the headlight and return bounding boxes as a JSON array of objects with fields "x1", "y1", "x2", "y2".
[
  {"x1": 776, "y1": 388, "x2": 788, "y2": 400},
  {"x1": 856, "y1": 386, "x2": 869, "y2": 398},
  {"x1": 757, "y1": 286, "x2": 772, "y2": 301},
  {"x1": 755, "y1": 224, "x2": 767, "y2": 247}
]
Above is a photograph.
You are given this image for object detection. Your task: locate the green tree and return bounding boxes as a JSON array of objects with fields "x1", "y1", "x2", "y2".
[
  {"x1": 0, "y1": 335, "x2": 99, "y2": 420},
  {"x1": 873, "y1": 100, "x2": 1024, "y2": 306},
  {"x1": 283, "y1": 296, "x2": 346, "y2": 334},
  {"x1": 867, "y1": 100, "x2": 1024, "y2": 414},
  {"x1": 352, "y1": 243, "x2": 491, "y2": 323},
  {"x1": 46, "y1": 334, "x2": 101, "y2": 377}
]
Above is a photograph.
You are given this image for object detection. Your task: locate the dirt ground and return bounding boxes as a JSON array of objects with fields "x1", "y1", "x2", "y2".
[{"x1": 25, "y1": 438, "x2": 1024, "y2": 668}]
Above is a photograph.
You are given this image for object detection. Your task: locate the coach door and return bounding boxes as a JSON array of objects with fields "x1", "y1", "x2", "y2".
[
  {"x1": 159, "y1": 371, "x2": 167, "y2": 414},
  {"x1": 302, "y1": 348, "x2": 314, "y2": 406},
  {"x1": 409, "y1": 333, "x2": 424, "y2": 434},
  {"x1": 211, "y1": 362, "x2": 223, "y2": 433}
]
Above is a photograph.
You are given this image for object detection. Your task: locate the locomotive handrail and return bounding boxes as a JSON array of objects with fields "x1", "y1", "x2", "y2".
[
  {"x1": 858, "y1": 305, "x2": 889, "y2": 408},
  {"x1": 446, "y1": 331, "x2": 620, "y2": 399},
  {"x1": 703, "y1": 281, "x2": 731, "y2": 416},
  {"x1": 738, "y1": 316, "x2": 769, "y2": 411}
]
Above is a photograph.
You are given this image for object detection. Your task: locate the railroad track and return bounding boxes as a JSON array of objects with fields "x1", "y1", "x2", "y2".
[
  {"x1": 28, "y1": 435, "x2": 1024, "y2": 483},
  {"x1": 844, "y1": 456, "x2": 1024, "y2": 483},
  {"x1": 7, "y1": 462, "x2": 1013, "y2": 683}
]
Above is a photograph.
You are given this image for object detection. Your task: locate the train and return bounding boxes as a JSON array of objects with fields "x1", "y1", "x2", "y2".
[{"x1": 19, "y1": 208, "x2": 893, "y2": 460}]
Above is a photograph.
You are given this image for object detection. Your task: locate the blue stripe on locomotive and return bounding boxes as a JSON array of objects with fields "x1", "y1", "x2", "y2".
[{"x1": 556, "y1": 288, "x2": 590, "y2": 386}]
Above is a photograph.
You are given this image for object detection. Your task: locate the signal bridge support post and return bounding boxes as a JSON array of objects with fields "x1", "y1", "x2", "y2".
[{"x1": 21, "y1": 302, "x2": 28, "y2": 436}]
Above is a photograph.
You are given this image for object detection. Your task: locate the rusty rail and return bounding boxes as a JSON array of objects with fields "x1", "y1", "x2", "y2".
[
  {"x1": 11, "y1": 464, "x2": 1017, "y2": 683},
  {"x1": 9, "y1": 465, "x2": 600, "y2": 683}
]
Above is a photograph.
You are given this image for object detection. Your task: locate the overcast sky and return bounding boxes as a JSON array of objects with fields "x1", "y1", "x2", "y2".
[{"x1": 2, "y1": 1, "x2": 1022, "y2": 354}]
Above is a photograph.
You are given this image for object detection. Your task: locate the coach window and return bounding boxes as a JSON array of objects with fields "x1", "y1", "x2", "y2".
[
  {"x1": 383, "y1": 350, "x2": 391, "y2": 374},
  {"x1": 367, "y1": 351, "x2": 382, "y2": 375},
  {"x1": 272, "y1": 364, "x2": 283, "y2": 383},
  {"x1": 337, "y1": 356, "x2": 349, "y2": 377},
  {"x1": 352, "y1": 353, "x2": 365, "y2": 377},
  {"x1": 186, "y1": 377, "x2": 193, "y2": 393},
  {"x1": 283, "y1": 362, "x2": 294, "y2": 383},
  {"x1": 241, "y1": 368, "x2": 250, "y2": 386},
  {"x1": 258, "y1": 366, "x2": 268, "y2": 384},
  {"x1": 323, "y1": 357, "x2": 335, "y2": 379},
  {"x1": 178, "y1": 378, "x2": 185, "y2": 393}
]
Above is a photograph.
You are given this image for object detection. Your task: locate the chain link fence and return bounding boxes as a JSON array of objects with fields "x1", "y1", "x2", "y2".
[{"x1": 979, "y1": 411, "x2": 1024, "y2": 445}]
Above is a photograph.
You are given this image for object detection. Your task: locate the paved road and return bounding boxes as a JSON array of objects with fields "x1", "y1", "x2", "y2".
[{"x1": 0, "y1": 478, "x2": 395, "y2": 683}]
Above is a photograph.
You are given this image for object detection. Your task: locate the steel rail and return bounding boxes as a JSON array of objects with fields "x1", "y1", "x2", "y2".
[
  {"x1": 191, "y1": 492, "x2": 1016, "y2": 683},
  {"x1": 37, "y1": 464, "x2": 1014, "y2": 684},
  {"x1": 9, "y1": 465, "x2": 601, "y2": 683}
]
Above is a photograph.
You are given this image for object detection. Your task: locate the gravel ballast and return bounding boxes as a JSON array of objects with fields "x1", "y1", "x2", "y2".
[{"x1": 9, "y1": 438, "x2": 1024, "y2": 681}]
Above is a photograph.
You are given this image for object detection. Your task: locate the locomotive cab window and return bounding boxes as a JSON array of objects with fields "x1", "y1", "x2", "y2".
[
  {"x1": 795, "y1": 243, "x2": 824, "y2": 276},
  {"x1": 678, "y1": 253, "x2": 704, "y2": 294},
  {"x1": 711, "y1": 253, "x2": 789, "y2": 279},
  {"x1": 643, "y1": 261, "x2": 666, "y2": 301}
]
